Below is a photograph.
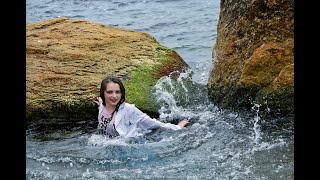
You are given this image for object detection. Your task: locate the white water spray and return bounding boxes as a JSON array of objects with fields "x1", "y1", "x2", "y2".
[
  {"x1": 153, "y1": 69, "x2": 193, "y2": 121},
  {"x1": 251, "y1": 103, "x2": 262, "y2": 144}
]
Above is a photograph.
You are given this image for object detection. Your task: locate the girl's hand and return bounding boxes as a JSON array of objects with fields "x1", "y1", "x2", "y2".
[
  {"x1": 94, "y1": 96, "x2": 102, "y2": 106},
  {"x1": 178, "y1": 119, "x2": 189, "y2": 128}
]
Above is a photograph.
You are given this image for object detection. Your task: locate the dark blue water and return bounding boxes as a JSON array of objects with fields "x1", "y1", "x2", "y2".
[{"x1": 26, "y1": 0, "x2": 294, "y2": 179}]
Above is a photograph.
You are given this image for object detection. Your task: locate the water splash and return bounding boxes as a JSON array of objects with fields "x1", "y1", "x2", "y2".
[
  {"x1": 251, "y1": 103, "x2": 262, "y2": 144},
  {"x1": 153, "y1": 69, "x2": 193, "y2": 121}
]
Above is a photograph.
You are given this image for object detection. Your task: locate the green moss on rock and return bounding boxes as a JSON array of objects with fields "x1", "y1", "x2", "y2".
[
  {"x1": 124, "y1": 64, "x2": 159, "y2": 117},
  {"x1": 124, "y1": 47, "x2": 183, "y2": 118}
]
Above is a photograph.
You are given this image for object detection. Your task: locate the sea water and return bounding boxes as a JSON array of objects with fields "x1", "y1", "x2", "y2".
[{"x1": 26, "y1": 0, "x2": 294, "y2": 179}]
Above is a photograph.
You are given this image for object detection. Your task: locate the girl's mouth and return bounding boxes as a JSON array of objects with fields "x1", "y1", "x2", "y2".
[{"x1": 111, "y1": 99, "x2": 118, "y2": 102}]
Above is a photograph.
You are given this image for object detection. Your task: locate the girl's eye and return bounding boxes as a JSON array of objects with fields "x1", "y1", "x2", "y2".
[{"x1": 106, "y1": 90, "x2": 121, "y2": 94}]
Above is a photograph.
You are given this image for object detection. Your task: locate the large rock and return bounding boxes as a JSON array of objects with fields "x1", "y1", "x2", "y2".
[
  {"x1": 208, "y1": 0, "x2": 294, "y2": 115},
  {"x1": 26, "y1": 18, "x2": 188, "y2": 125}
]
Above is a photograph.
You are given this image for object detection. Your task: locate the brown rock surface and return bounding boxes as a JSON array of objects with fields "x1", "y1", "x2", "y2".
[{"x1": 208, "y1": 0, "x2": 294, "y2": 115}]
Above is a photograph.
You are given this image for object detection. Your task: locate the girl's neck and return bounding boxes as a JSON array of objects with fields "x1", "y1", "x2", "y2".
[{"x1": 105, "y1": 105, "x2": 116, "y2": 113}]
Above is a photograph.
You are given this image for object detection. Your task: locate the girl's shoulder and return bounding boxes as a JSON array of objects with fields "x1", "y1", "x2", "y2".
[
  {"x1": 118, "y1": 103, "x2": 139, "y2": 118},
  {"x1": 119, "y1": 102, "x2": 136, "y2": 110}
]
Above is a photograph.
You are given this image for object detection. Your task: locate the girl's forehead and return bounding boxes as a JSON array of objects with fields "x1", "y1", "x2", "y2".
[{"x1": 106, "y1": 82, "x2": 120, "y2": 89}]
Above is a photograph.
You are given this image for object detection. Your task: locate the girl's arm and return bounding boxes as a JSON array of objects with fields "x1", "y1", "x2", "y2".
[
  {"x1": 139, "y1": 117, "x2": 189, "y2": 130},
  {"x1": 131, "y1": 106, "x2": 188, "y2": 130}
]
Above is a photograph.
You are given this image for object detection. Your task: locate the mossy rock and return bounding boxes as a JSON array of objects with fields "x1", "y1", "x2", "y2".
[{"x1": 26, "y1": 18, "x2": 188, "y2": 124}]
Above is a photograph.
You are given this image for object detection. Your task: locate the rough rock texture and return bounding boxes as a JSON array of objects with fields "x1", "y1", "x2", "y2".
[
  {"x1": 208, "y1": 0, "x2": 294, "y2": 115},
  {"x1": 26, "y1": 18, "x2": 188, "y2": 124}
]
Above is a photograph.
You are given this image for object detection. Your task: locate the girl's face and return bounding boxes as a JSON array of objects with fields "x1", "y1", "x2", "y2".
[{"x1": 104, "y1": 82, "x2": 122, "y2": 108}]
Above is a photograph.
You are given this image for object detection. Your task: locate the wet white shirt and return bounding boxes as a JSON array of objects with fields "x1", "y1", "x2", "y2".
[{"x1": 98, "y1": 102, "x2": 181, "y2": 138}]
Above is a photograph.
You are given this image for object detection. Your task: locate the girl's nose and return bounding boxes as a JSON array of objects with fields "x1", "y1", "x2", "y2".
[{"x1": 110, "y1": 92, "x2": 117, "y2": 97}]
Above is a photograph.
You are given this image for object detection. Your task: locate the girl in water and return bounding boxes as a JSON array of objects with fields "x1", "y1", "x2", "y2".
[{"x1": 95, "y1": 76, "x2": 189, "y2": 138}]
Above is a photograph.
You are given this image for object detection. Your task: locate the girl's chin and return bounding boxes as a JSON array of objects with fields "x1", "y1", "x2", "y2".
[{"x1": 109, "y1": 101, "x2": 119, "y2": 105}]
